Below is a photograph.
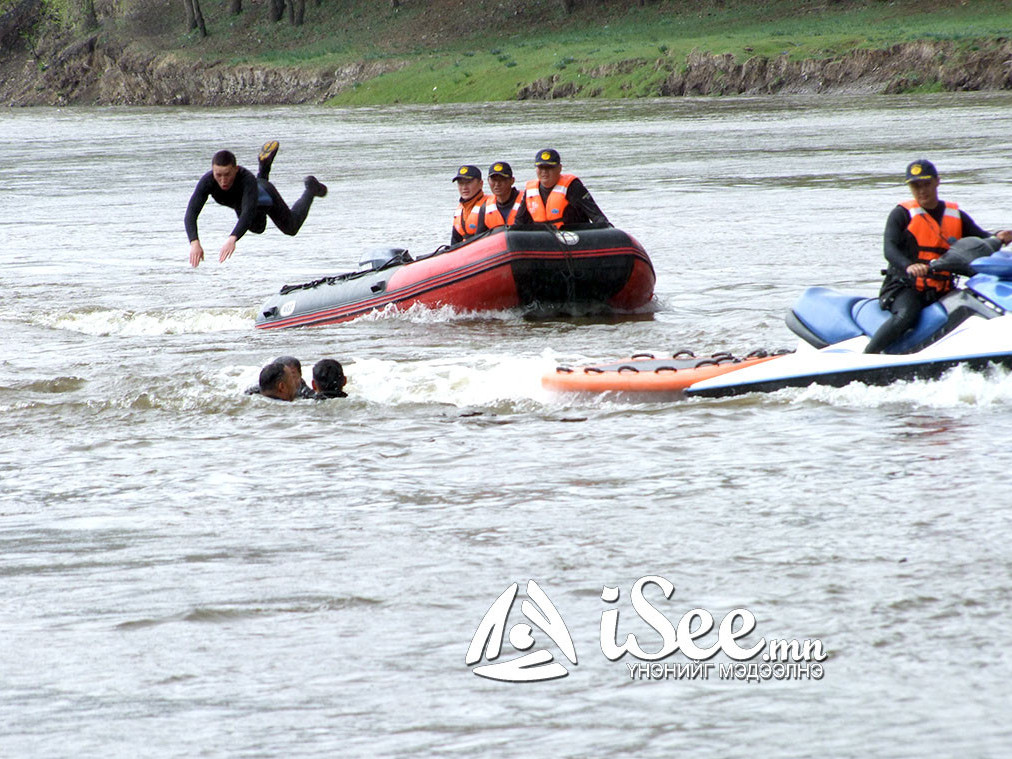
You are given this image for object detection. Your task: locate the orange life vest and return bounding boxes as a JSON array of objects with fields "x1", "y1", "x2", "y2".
[
  {"x1": 482, "y1": 190, "x2": 524, "y2": 229},
  {"x1": 454, "y1": 193, "x2": 487, "y2": 238},
  {"x1": 901, "y1": 199, "x2": 963, "y2": 294},
  {"x1": 524, "y1": 174, "x2": 576, "y2": 228}
]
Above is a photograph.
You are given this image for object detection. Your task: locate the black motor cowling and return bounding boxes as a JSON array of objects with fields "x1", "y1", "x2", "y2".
[{"x1": 359, "y1": 248, "x2": 412, "y2": 271}]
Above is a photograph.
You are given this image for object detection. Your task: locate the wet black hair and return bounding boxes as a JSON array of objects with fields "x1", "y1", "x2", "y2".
[
  {"x1": 313, "y1": 359, "x2": 346, "y2": 398},
  {"x1": 212, "y1": 149, "x2": 237, "y2": 167},
  {"x1": 274, "y1": 355, "x2": 302, "y2": 372},
  {"x1": 258, "y1": 362, "x2": 286, "y2": 396}
]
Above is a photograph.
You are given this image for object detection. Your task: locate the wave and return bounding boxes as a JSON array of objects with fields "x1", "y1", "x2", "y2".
[
  {"x1": 7, "y1": 349, "x2": 1011, "y2": 417},
  {"x1": 349, "y1": 301, "x2": 530, "y2": 325},
  {"x1": 306, "y1": 352, "x2": 558, "y2": 409},
  {"x1": 783, "y1": 363, "x2": 1012, "y2": 408},
  {"x1": 33, "y1": 306, "x2": 254, "y2": 336},
  {"x1": 347, "y1": 300, "x2": 658, "y2": 325}
]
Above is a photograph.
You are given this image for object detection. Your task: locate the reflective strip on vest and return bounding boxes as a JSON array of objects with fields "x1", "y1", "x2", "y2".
[
  {"x1": 525, "y1": 174, "x2": 576, "y2": 228},
  {"x1": 483, "y1": 192, "x2": 523, "y2": 228}
]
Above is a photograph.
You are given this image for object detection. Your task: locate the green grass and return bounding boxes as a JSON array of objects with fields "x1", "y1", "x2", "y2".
[{"x1": 108, "y1": 0, "x2": 1012, "y2": 103}]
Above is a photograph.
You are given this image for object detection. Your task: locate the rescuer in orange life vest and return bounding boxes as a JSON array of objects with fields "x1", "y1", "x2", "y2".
[
  {"x1": 474, "y1": 161, "x2": 525, "y2": 235},
  {"x1": 864, "y1": 159, "x2": 1012, "y2": 354},
  {"x1": 450, "y1": 164, "x2": 487, "y2": 245},
  {"x1": 512, "y1": 148, "x2": 610, "y2": 228}
]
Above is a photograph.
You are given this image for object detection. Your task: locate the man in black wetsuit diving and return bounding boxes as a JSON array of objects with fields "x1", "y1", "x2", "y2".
[{"x1": 185, "y1": 141, "x2": 328, "y2": 268}]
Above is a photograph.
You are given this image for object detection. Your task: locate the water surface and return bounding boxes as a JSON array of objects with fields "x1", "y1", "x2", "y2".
[{"x1": 2, "y1": 94, "x2": 1011, "y2": 757}]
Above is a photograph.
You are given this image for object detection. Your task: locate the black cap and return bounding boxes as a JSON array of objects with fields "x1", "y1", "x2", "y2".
[
  {"x1": 488, "y1": 161, "x2": 513, "y2": 178},
  {"x1": 535, "y1": 148, "x2": 561, "y2": 167},
  {"x1": 452, "y1": 165, "x2": 482, "y2": 182},
  {"x1": 905, "y1": 159, "x2": 938, "y2": 183}
]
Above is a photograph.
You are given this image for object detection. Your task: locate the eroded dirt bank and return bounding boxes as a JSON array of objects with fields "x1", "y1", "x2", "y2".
[{"x1": 3, "y1": 37, "x2": 1012, "y2": 106}]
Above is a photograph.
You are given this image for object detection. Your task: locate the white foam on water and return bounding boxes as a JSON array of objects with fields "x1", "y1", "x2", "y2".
[
  {"x1": 230, "y1": 364, "x2": 266, "y2": 394},
  {"x1": 349, "y1": 301, "x2": 526, "y2": 325},
  {"x1": 788, "y1": 363, "x2": 1012, "y2": 408},
  {"x1": 339, "y1": 352, "x2": 559, "y2": 408},
  {"x1": 37, "y1": 307, "x2": 253, "y2": 336}
]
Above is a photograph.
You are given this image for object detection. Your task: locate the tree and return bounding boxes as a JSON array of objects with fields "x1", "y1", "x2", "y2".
[
  {"x1": 282, "y1": 0, "x2": 306, "y2": 25},
  {"x1": 268, "y1": 0, "x2": 284, "y2": 22},
  {"x1": 81, "y1": 0, "x2": 97, "y2": 30},
  {"x1": 184, "y1": 0, "x2": 207, "y2": 36},
  {"x1": 0, "y1": 0, "x2": 43, "y2": 52},
  {"x1": 561, "y1": 0, "x2": 574, "y2": 12},
  {"x1": 230, "y1": 0, "x2": 241, "y2": 14}
]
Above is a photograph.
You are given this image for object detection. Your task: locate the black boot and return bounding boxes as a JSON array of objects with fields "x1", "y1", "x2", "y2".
[
  {"x1": 258, "y1": 140, "x2": 279, "y2": 181},
  {"x1": 304, "y1": 175, "x2": 328, "y2": 197}
]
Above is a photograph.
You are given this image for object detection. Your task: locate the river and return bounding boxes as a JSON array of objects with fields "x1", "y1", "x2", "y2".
[{"x1": 2, "y1": 94, "x2": 1011, "y2": 757}]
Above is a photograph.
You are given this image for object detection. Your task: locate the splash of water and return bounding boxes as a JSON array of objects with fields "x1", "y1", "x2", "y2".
[{"x1": 36, "y1": 307, "x2": 253, "y2": 336}]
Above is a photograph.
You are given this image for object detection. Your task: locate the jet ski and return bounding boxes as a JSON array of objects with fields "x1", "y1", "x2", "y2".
[{"x1": 686, "y1": 237, "x2": 1012, "y2": 398}]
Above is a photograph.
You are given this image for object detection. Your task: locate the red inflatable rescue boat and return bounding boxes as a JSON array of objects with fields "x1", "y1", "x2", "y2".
[{"x1": 255, "y1": 225, "x2": 654, "y2": 329}]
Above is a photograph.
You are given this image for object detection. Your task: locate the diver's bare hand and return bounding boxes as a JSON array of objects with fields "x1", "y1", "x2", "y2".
[
  {"x1": 189, "y1": 240, "x2": 205, "y2": 268},
  {"x1": 219, "y1": 235, "x2": 238, "y2": 263}
]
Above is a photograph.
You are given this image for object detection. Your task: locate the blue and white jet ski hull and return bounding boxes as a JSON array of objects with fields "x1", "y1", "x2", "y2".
[{"x1": 686, "y1": 314, "x2": 1012, "y2": 398}]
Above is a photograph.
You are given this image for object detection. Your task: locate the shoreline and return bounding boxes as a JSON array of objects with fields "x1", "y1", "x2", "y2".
[{"x1": 3, "y1": 38, "x2": 1012, "y2": 107}]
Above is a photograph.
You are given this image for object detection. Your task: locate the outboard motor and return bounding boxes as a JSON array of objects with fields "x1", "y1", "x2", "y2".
[{"x1": 359, "y1": 248, "x2": 412, "y2": 271}]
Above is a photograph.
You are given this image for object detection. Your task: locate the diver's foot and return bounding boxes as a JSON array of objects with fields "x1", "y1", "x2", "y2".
[
  {"x1": 259, "y1": 140, "x2": 279, "y2": 162},
  {"x1": 304, "y1": 175, "x2": 328, "y2": 197},
  {"x1": 258, "y1": 140, "x2": 279, "y2": 180}
]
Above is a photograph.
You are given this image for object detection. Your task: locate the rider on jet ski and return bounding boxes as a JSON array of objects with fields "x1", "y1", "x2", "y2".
[{"x1": 865, "y1": 159, "x2": 1012, "y2": 354}]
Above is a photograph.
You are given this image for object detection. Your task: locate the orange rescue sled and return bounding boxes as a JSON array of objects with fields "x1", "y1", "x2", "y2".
[{"x1": 542, "y1": 351, "x2": 784, "y2": 394}]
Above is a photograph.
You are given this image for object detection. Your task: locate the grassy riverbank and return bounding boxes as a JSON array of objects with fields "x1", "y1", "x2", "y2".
[
  {"x1": 146, "y1": 0, "x2": 1012, "y2": 104},
  {"x1": 6, "y1": 0, "x2": 1012, "y2": 105}
]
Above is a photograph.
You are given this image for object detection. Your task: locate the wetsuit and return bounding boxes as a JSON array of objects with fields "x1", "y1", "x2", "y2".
[
  {"x1": 184, "y1": 166, "x2": 316, "y2": 243},
  {"x1": 865, "y1": 202, "x2": 991, "y2": 353},
  {"x1": 512, "y1": 176, "x2": 610, "y2": 227},
  {"x1": 314, "y1": 389, "x2": 348, "y2": 399}
]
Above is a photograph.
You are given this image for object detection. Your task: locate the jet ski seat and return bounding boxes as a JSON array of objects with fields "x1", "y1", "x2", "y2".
[{"x1": 788, "y1": 286, "x2": 947, "y2": 353}]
